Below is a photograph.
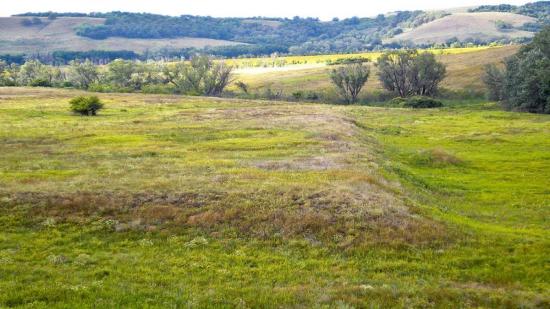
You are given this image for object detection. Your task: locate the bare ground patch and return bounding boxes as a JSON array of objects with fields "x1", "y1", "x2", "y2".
[
  {"x1": 1, "y1": 186, "x2": 447, "y2": 247},
  {"x1": 254, "y1": 156, "x2": 343, "y2": 171}
]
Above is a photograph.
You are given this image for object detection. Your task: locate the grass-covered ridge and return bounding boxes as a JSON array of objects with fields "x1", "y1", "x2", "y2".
[{"x1": 0, "y1": 88, "x2": 548, "y2": 307}]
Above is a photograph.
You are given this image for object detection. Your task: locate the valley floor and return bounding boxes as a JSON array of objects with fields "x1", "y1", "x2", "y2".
[{"x1": 0, "y1": 88, "x2": 548, "y2": 307}]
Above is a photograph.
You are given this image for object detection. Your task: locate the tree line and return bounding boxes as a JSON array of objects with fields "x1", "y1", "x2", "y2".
[
  {"x1": 484, "y1": 26, "x2": 550, "y2": 113},
  {"x1": 0, "y1": 55, "x2": 234, "y2": 96},
  {"x1": 0, "y1": 51, "x2": 446, "y2": 102},
  {"x1": 470, "y1": 1, "x2": 550, "y2": 24},
  {"x1": 0, "y1": 47, "x2": 286, "y2": 67}
]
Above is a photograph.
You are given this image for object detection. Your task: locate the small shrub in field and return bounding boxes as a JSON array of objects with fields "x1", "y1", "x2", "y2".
[
  {"x1": 69, "y1": 96, "x2": 104, "y2": 116},
  {"x1": 327, "y1": 57, "x2": 369, "y2": 65},
  {"x1": 30, "y1": 78, "x2": 51, "y2": 87},
  {"x1": 292, "y1": 91, "x2": 304, "y2": 100},
  {"x1": 74, "y1": 254, "x2": 95, "y2": 266},
  {"x1": 184, "y1": 237, "x2": 209, "y2": 248},
  {"x1": 262, "y1": 88, "x2": 283, "y2": 100},
  {"x1": 413, "y1": 148, "x2": 463, "y2": 167},
  {"x1": 305, "y1": 91, "x2": 319, "y2": 100},
  {"x1": 388, "y1": 97, "x2": 407, "y2": 106},
  {"x1": 47, "y1": 254, "x2": 68, "y2": 265},
  {"x1": 402, "y1": 96, "x2": 443, "y2": 108},
  {"x1": 292, "y1": 91, "x2": 319, "y2": 101},
  {"x1": 61, "y1": 81, "x2": 74, "y2": 88}
]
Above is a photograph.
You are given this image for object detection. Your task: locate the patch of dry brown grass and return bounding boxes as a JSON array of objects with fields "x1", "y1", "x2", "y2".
[{"x1": 426, "y1": 148, "x2": 463, "y2": 165}]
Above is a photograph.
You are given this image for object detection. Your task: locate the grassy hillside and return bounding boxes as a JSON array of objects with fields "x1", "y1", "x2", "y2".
[
  {"x1": 0, "y1": 17, "x2": 242, "y2": 55},
  {"x1": 389, "y1": 12, "x2": 536, "y2": 44},
  {"x1": 0, "y1": 88, "x2": 548, "y2": 307},
  {"x1": 233, "y1": 45, "x2": 520, "y2": 97}
]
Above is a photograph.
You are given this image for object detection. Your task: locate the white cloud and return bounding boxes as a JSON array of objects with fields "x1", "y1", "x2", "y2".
[{"x1": 0, "y1": 0, "x2": 533, "y2": 20}]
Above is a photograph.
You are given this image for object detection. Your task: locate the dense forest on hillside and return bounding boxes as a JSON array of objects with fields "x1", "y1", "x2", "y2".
[
  {"x1": 11, "y1": 11, "x2": 524, "y2": 55},
  {"x1": 470, "y1": 1, "x2": 550, "y2": 23},
  {"x1": 19, "y1": 11, "x2": 425, "y2": 45},
  {"x1": 14, "y1": 11, "x2": 437, "y2": 55},
  {"x1": 76, "y1": 11, "x2": 428, "y2": 53}
]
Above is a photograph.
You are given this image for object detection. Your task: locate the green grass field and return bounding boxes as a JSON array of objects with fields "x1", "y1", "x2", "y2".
[{"x1": 0, "y1": 88, "x2": 548, "y2": 307}]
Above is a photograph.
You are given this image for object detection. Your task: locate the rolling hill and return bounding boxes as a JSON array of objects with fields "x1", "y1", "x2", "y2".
[
  {"x1": 389, "y1": 12, "x2": 537, "y2": 44},
  {"x1": 0, "y1": 1, "x2": 546, "y2": 63},
  {"x1": 0, "y1": 16, "x2": 243, "y2": 55},
  {"x1": 234, "y1": 46, "x2": 521, "y2": 96},
  {"x1": 3, "y1": 1, "x2": 546, "y2": 59}
]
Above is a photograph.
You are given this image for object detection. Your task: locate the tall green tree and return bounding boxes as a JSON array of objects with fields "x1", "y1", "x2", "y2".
[
  {"x1": 163, "y1": 55, "x2": 233, "y2": 96},
  {"x1": 0, "y1": 62, "x2": 19, "y2": 86},
  {"x1": 484, "y1": 26, "x2": 550, "y2": 113},
  {"x1": 17, "y1": 60, "x2": 45, "y2": 85},
  {"x1": 69, "y1": 60, "x2": 99, "y2": 89},
  {"x1": 107, "y1": 59, "x2": 135, "y2": 88},
  {"x1": 329, "y1": 63, "x2": 370, "y2": 103},
  {"x1": 17, "y1": 59, "x2": 63, "y2": 87},
  {"x1": 409, "y1": 52, "x2": 446, "y2": 96},
  {"x1": 376, "y1": 50, "x2": 446, "y2": 98},
  {"x1": 483, "y1": 64, "x2": 505, "y2": 101},
  {"x1": 503, "y1": 48, "x2": 550, "y2": 113}
]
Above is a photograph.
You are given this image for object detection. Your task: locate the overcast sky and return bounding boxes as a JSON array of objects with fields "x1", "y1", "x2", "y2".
[{"x1": 1, "y1": 0, "x2": 533, "y2": 20}]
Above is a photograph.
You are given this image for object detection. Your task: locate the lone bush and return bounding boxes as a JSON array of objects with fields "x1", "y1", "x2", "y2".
[
  {"x1": 401, "y1": 96, "x2": 443, "y2": 108},
  {"x1": 292, "y1": 90, "x2": 319, "y2": 101},
  {"x1": 30, "y1": 78, "x2": 51, "y2": 87},
  {"x1": 413, "y1": 148, "x2": 463, "y2": 167},
  {"x1": 387, "y1": 97, "x2": 407, "y2": 106},
  {"x1": 292, "y1": 90, "x2": 304, "y2": 100},
  {"x1": 69, "y1": 96, "x2": 104, "y2": 116}
]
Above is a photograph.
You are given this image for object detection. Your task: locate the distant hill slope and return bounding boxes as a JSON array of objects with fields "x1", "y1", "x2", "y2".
[
  {"x1": 0, "y1": 17, "x2": 243, "y2": 55},
  {"x1": 389, "y1": 12, "x2": 536, "y2": 44},
  {"x1": 4, "y1": 1, "x2": 548, "y2": 58}
]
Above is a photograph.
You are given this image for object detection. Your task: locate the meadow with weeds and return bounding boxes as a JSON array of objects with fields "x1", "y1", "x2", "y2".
[{"x1": 0, "y1": 88, "x2": 548, "y2": 307}]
